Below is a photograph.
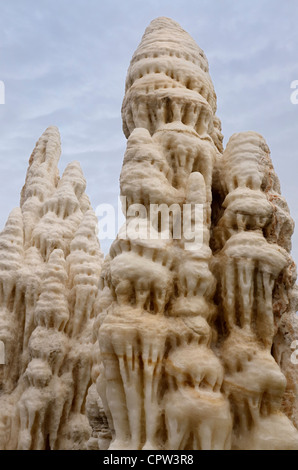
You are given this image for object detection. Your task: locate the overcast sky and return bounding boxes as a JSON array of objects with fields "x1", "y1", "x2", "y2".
[{"x1": 0, "y1": 0, "x2": 297, "y2": 263}]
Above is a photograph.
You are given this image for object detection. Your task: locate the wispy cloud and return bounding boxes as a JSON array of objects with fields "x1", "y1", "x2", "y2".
[{"x1": 0, "y1": 0, "x2": 297, "y2": 262}]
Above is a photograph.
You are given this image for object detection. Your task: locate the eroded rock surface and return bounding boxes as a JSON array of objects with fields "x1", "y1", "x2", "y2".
[{"x1": 0, "y1": 127, "x2": 103, "y2": 450}]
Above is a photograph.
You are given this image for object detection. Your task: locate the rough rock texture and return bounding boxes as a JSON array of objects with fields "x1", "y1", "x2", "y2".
[
  {"x1": 0, "y1": 16, "x2": 297, "y2": 452},
  {"x1": 211, "y1": 131, "x2": 298, "y2": 449},
  {"x1": 0, "y1": 127, "x2": 103, "y2": 450},
  {"x1": 89, "y1": 17, "x2": 298, "y2": 450}
]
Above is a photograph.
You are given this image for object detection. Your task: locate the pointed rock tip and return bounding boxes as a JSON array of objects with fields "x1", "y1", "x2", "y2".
[
  {"x1": 73, "y1": 209, "x2": 98, "y2": 238},
  {"x1": 229, "y1": 130, "x2": 266, "y2": 140},
  {"x1": 225, "y1": 132, "x2": 271, "y2": 165},
  {"x1": 142, "y1": 16, "x2": 194, "y2": 42},
  {"x1": 147, "y1": 16, "x2": 185, "y2": 30},
  {"x1": 2, "y1": 208, "x2": 23, "y2": 231},
  {"x1": 227, "y1": 131, "x2": 269, "y2": 150},
  {"x1": 42, "y1": 125, "x2": 60, "y2": 138},
  {"x1": 7, "y1": 207, "x2": 22, "y2": 220},
  {"x1": 59, "y1": 161, "x2": 86, "y2": 196},
  {"x1": 35, "y1": 126, "x2": 61, "y2": 146},
  {"x1": 0, "y1": 208, "x2": 23, "y2": 258},
  {"x1": 132, "y1": 16, "x2": 208, "y2": 70},
  {"x1": 28, "y1": 126, "x2": 61, "y2": 167},
  {"x1": 63, "y1": 160, "x2": 84, "y2": 176},
  {"x1": 48, "y1": 248, "x2": 65, "y2": 264}
]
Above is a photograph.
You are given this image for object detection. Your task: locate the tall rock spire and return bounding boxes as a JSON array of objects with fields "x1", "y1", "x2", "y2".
[
  {"x1": 0, "y1": 127, "x2": 103, "y2": 450},
  {"x1": 0, "y1": 16, "x2": 297, "y2": 452},
  {"x1": 90, "y1": 16, "x2": 298, "y2": 451},
  {"x1": 0, "y1": 208, "x2": 24, "y2": 393},
  {"x1": 122, "y1": 17, "x2": 222, "y2": 151},
  {"x1": 212, "y1": 132, "x2": 298, "y2": 449},
  {"x1": 20, "y1": 126, "x2": 61, "y2": 247},
  {"x1": 94, "y1": 17, "x2": 232, "y2": 450}
]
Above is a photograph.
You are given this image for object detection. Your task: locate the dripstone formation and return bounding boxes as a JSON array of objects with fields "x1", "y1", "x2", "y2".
[
  {"x1": 0, "y1": 127, "x2": 103, "y2": 449},
  {"x1": 0, "y1": 17, "x2": 298, "y2": 450},
  {"x1": 87, "y1": 18, "x2": 298, "y2": 450},
  {"x1": 212, "y1": 132, "x2": 298, "y2": 449},
  {"x1": 95, "y1": 17, "x2": 231, "y2": 450}
]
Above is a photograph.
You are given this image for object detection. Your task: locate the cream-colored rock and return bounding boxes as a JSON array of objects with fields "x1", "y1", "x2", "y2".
[
  {"x1": 273, "y1": 285, "x2": 298, "y2": 428},
  {"x1": 89, "y1": 17, "x2": 298, "y2": 451},
  {"x1": 0, "y1": 127, "x2": 103, "y2": 450},
  {"x1": 212, "y1": 131, "x2": 298, "y2": 449},
  {"x1": 1, "y1": 16, "x2": 297, "y2": 452},
  {"x1": 91, "y1": 17, "x2": 231, "y2": 451}
]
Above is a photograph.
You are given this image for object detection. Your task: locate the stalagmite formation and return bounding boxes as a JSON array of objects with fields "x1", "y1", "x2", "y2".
[
  {"x1": 212, "y1": 132, "x2": 298, "y2": 449},
  {"x1": 93, "y1": 17, "x2": 232, "y2": 450},
  {"x1": 0, "y1": 127, "x2": 103, "y2": 450},
  {"x1": 0, "y1": 16, "x2": 297, "y2": 451},
  {"x1": 90, "y1": 17, "x2": 298, "y2": 451}
]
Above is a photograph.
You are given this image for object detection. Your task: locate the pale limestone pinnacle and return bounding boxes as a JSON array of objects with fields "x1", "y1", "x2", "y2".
[
  {"x1": 0, "y1": 17, "x2": 297, "y2": 451},
  {"x1": 97, "y1": 18, "x2": 298, "y2": 450},
  {"x1": 0, "y1": 127, "x2": 103, "y2": 450}
]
